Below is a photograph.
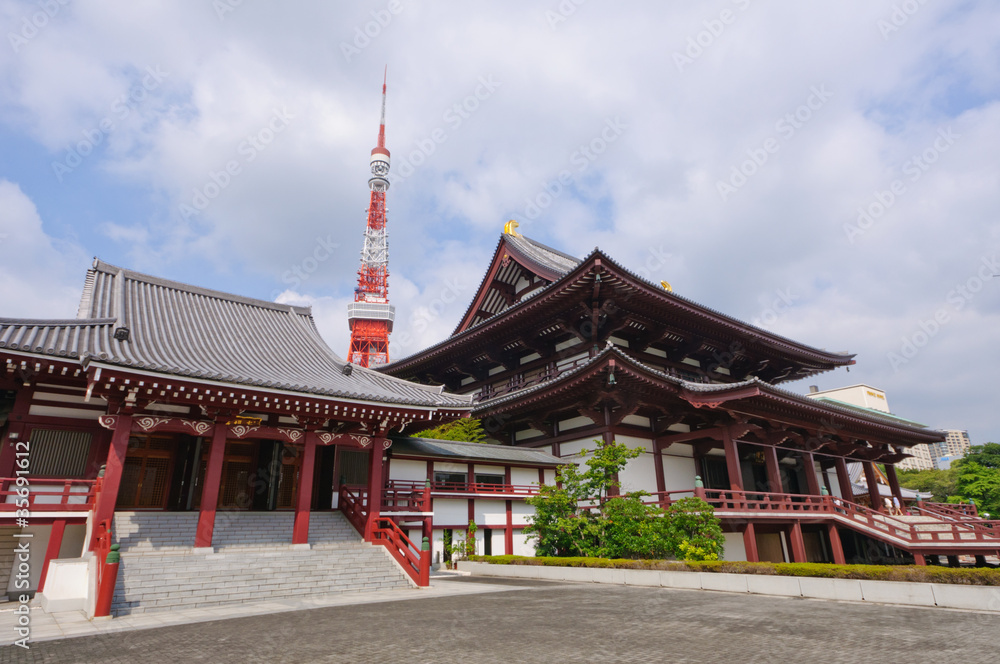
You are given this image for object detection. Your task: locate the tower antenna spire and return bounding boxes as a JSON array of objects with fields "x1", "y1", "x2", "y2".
[{"x1": 346, "y1": 71, "x2": 395, "y2": 367}]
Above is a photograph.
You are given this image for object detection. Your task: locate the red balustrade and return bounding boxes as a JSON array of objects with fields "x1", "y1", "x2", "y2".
[{"x1": 0, "y1": 478, "x2": 99, "y2": 512}]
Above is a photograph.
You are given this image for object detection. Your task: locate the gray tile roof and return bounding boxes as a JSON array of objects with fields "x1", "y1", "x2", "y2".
[
  {"x1": 504, "y1": 233, "x2": 581, "y2": 276},
  {"x1": 1, "y1": 260, "x2": 471, "y2": 409},
  {"x1": 390, "y1": 435, "x2": 564, "y2": 465}
]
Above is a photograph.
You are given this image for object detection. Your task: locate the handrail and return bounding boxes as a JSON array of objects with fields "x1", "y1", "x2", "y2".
[
  {"x1": 916, "y1": 502, "x2": 980, "y2": 520},
  {"x1": 652, "y1": 488, "x2": 1000, "y2": 548},
  {"x1": 387, "y1": 479, "x2": 540, "y2": 497},
  {"x1": 0, "y1": 478, "x2": 99, "y2": 511},
  {"x1": 371, "y1": 517, "x2": 429, "y2": 586},
  {"x1": 338, "y1": 485, "x2": 367, "y2": 535}
]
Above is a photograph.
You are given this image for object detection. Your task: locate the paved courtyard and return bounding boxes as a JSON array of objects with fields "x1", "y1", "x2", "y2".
[{"x1": 3, "y1": 577, "x2": 998, "y2": 663}]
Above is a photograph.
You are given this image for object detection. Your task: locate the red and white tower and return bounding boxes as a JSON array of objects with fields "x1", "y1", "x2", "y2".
[{"x1": 347, "y1": 72, "x2": 394, "y2": 367}]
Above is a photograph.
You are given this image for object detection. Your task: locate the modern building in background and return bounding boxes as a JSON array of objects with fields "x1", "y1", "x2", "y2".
[
  {"x1": 805, "y1": 385, "x2": 936, "y2": 471},
  {"x1": 933, "y1": 429, "x2": 973, "y2": 462}
]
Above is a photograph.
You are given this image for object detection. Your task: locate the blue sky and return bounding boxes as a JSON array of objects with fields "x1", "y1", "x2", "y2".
[{"x1": 1, "y1": 1, "x2": 998, "y2": 443}]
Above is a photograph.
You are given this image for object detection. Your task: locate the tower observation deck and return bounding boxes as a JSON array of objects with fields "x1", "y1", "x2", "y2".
[{"x1": 347, "y1": 72, "x2": 395, "y2": 367}]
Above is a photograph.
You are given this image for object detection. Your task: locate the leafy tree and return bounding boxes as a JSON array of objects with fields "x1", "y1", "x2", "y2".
[
  {"x1": 897, "y1": 467, "x2": 957, "y2": 502},
  {"x1": 525, "y1": 440, "x2": 724, "y2": 560},
  {"x1": 952, "y1": 455, "x2": 1000, "y2": 517},
  {"x1": 415, "y1": 418, "x2": 487, "y2": 443},
  {"x1": 664, "y1": 497, "x2": 724, "y2": 561}
]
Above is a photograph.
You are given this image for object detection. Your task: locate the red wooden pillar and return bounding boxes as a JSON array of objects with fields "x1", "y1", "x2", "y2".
[
  {"x1": 764, "y1": 445, "x2": 783, "y2": 494},
  {"x1": 722, "y1": 429, "x2": 743, "y2": 491},
  {"x1": 884, "y1": 464, "x2": 904, "y2": 505},
  {"x1": 789, "y1": 522, "x2": 807, "y2": 562},
  {"x1": 834, "y1": 457, "x2": 855, "y2": 503},
  {"x1": 195, "y1": 420, "x2": 228, "y2": 549},
  {"x1": 505, "y1": 499, "x2": 514, "y2": 555},
  {"x1": 0, "y1": 386, "x2": 33, "y2": 480},
  {"x1": 292, "y1": 431, "x2": 318, "y2": 545},
  {"x1": 912, "y1": 552, "x2": 927, "y2": 566},
  {"x1": 38, "y1": 519, "x2": 66, "y2": 592},
  {"x1": 801, "y1": 452, "x2": 821, "y2": 496},
  {"x1": 364, "y1": 443, "x2": 385, "y2": 540},
  {"x1": 827, "y1": 523, "x2": 845, "y2": 565},
  {"x1": 653, "y1": 442, "x2": 666, "y2": 494},
  {"x1": 743, "y1": 523, "x2": 759, "y2": 562},
  {"x1": 862, "y1": 461, "x2": 882, "y2": 510},
  {"x1": 90, "y1": 412, "x2": 133, "y2": 551}
]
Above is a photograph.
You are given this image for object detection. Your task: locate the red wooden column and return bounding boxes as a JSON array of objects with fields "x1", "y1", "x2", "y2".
[
  {"x1": 763, "y1": 445, "x2": 783, "y2": 494},
  {"x1": 801, "y1": 452, "x2": 821, "y2": 496},
  {"x1": 912, "y1": 552, "x2": 927, "y2": 566},
  {"x1": 722, "y1": 429, "x2": 743, "y2": 491},
  {"x1": 789, "y1": 522, "x2": 807, "y2": 562},
  {"x1": 653, "y1": 442, "x2": 666, "y2": 494},
  {"x1": 364, "y1": 443, "x2": 386, "y2": 540},
  {"x1": 884, "y1": 464, "x2": 904, "y2": 505},
  {"x1": 292, "y1": 431, "x2": 318, "y2": 546},
  {"x1": 743, "y1": 523, "x2": 759, "y2": 562},
  {"x1": 195, "y1": 419, "x2": 228, "y2": 549},
  {"x1": 862, "y1": 461, "x2": 882, "y2": 511},
  {"x1": 505, "y1": 500, "x2": 514, "y2": 555},
  {"x1": 826, "y1": 523, "x2": 846, "y2": 564},
  {"x1": 834, "y1": 457, "x2": 855, "y2": 503},
  {"x1": 38, "y1": 519, "x2": 66, "y2": 592},
  {"x1": 0, "y1": 385, "x2": 33, "y2": 480},
  {"x1": 90, "y1": 412, "x2": 133, "y2": 551}
]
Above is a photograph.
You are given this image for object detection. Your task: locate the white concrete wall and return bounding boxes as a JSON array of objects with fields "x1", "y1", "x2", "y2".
[
  {"x1": 433, "y1": 462, "x2": 468, "y2": 474},
  {"x1": 432, "y1": 498, "x2": 468, "y2": 525},
  {"x1": 662, "y1": 454, "x2": 697, "y2": 493},
  {"x1": 59, "y1": 524, "x2": 86, "y2": 559},
  {"x1": 474, "y1": 465, "x2": 504, "y2": 476},
  {"x1": 512, "y1": 531, "x2": 534, "y2": 556},
  {"x1": 511, "y1": 467, "x2": 540, "y2": 485},
  {"x1": 512, "y1": 501, "x2": 533, "y2": 526},
  {"x1": 473, "y1": 499, "x2": 507, "y2": 527},
  {"x1": 721, "y1": 531, "x2": 747, "y2": 562},
  {"x1": 617, "y1": 436, "x2": 657, "y2": 494},
  {"x1": 388, "y1": 459, "x2": 427, "y2": 481}
]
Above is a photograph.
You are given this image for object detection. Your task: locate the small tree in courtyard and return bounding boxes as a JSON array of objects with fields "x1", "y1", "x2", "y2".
[{"x1": 664, "y1": 497, "x2": 724, "y2": 561}]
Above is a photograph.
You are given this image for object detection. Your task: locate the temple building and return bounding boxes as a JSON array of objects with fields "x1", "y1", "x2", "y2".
[{"x1": 382, "y1": 228, "x2": 1000, "y2": 566}]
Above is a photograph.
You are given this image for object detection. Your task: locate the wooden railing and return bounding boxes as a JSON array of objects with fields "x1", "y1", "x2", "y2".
[
  {"x1": 916, "y1": 502, "x2": 980, "y2": 520},
  {"x1": 651, "y1": 489, "x2": 1000, "y2": 549},
  {"x1": 381, "y1": 481, "x2": 431, "y2": 512},
  {"x1": 0, "y1": 478, "x2": 100, "y2": 512},
  {"x1": 338, "y1": 484, "x2": 430, "y2": 587},
  {"x1": 371, "y1": 517, "x2": 429, "y2": 586},
  {"x1": 387, "y1": 479, "x2": 540, "y2": 498}
]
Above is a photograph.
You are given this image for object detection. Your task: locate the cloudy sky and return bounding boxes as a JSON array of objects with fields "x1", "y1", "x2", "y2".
[{"x1": 1, "y1": 1, "x2": 997, "y2": 443}]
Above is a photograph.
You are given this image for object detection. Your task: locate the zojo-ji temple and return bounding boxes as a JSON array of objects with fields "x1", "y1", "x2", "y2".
[
  {"x1": 1, "y1": 231, "x2": 998, "y2": 617},
  {"x1": 381, "y1": 229, "x2": 1000, "y2": 568}
]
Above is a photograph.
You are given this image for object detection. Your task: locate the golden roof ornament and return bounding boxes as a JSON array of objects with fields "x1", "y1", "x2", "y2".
[{"x1": 503, "y1": 220, "x2": 521, "y2": 237}]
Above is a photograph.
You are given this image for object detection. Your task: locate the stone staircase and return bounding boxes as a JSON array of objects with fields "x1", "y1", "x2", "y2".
[{"x1": 111, "y1": 511, "x2": 412, "y2": 616}]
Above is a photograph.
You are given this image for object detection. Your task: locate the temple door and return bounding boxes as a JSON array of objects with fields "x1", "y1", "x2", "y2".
[
  {"x1": 275, "y1": 445, "x2": 302, "y2": 509},
  {"x1": 218, "y1": 441, "x2": 258, "y2": 509},
  {"x1": 116, "y1": 435, "x2": 175, "y2": 509}
]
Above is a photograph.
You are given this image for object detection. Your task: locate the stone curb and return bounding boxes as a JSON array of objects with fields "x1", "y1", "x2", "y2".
[{"x1": 457, "y1": 562, "x2": 1000, "y2": 612}]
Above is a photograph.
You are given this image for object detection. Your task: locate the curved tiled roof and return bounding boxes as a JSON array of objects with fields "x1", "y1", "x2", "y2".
[
  {"x1": 2, "y1": 260, "x2": 471, "y2": 409},
  {"x1": 389, "y1": 435, "x2": 563, "y2": 465}
]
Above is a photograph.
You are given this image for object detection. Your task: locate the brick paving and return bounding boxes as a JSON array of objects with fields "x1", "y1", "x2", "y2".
[{"x1": 3, "y1": 577, "x2": 998, "y2": 663}]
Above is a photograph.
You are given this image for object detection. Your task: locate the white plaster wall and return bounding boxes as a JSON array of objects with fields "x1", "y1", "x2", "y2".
[
  {"x1": 558, "y1": 416, "x2": 591, "y2": 431},
  {"x1": 473, "y1": 499, "x2": 507, "y2": 527},
  {"x1": 560, "y1": 439, "x2": 595, "y2": 457},
  {"x1": 432, "y1": 499, "x2": 469, "y2": 526},
  {"x1": 511, "y1": 467, "x2": 540, "y2": 486},
  {"x1": 388, "y1": 459, "x2": 427, "y2": 481},
  {"x1": 512, "y1": 501, "x2": 534, "y2": 526},
  {"x1": 515, "y1": 428, "x2": 544, "y2": 441},
  {"x1": 617, "y1": 436, "x2": 657, "y2": 494},
  {"x1": 434, "y1": 462, "x2": 468, "y2": 474},
  {"x1": 830, "y1": 466, "x2": 846, "y2": 499},
  {"x1": 542, "y1": 469, "x2": 557, "y2": 484},
  {"x1": 512, "y1": 531, "x2": 534, "y2": 556},
  {"x1": 621, "y1": 414, "x2": 651, "y2": 428},
  {"x1": 662, "y1": 455, "x2": 697, "y2": 492},
  {"x1": 474, "y1": 465, "x2": 504, "y2": 475},
  {"x1": 721, "y1": 532, "x2": 748, "y2": 562}
]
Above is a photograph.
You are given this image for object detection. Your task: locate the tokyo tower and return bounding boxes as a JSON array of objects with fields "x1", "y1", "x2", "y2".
[{"x1": 346, "y1": 71, "x2": 394, "y2": 367}]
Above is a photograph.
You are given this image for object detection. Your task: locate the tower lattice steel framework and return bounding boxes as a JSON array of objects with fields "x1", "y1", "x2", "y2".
[{"x1": 347, "y1": 73, "x2": 395, "y2": 367}]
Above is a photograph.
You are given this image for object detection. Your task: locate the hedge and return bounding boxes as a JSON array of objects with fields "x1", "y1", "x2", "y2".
[{"x1": 467, "y1": 555, "x2": 1000, "y2": 586}]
